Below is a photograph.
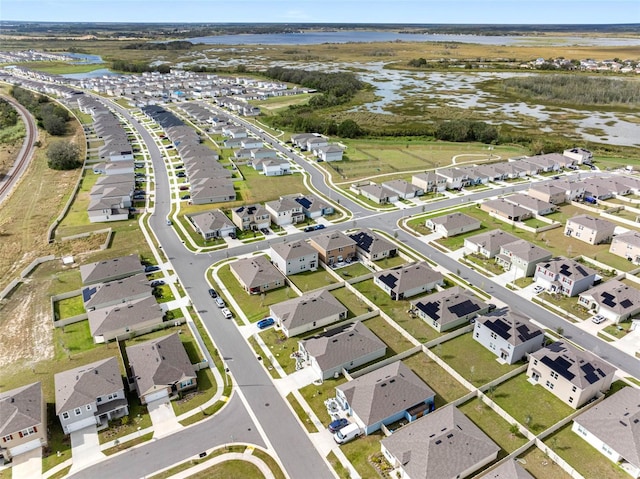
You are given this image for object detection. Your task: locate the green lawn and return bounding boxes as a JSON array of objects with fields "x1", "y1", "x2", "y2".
[
  {"x1": 544, "y1": 424, "x2": 629, "y2": 479},
  {"x1": 341, "y1": 432, "x2": 386, "y2": 479},
  {"x1": 603, "y1": 322, "x2": 632, "y2": 339},
  {"x1": 353, "y1": 279, "x2": 441, "y2": 343},
  {"x1": 214, "y1": 264, "x2": 299, "y2": 322},
  {"x1": 299, "y1": 377, "x2": 347, "y2": 427},
  {"x1": 538, "y1": 292, "x2": 591, "y2": 320},
  {"x1": 171, "y1": 368, "x2": 217, "y2": 416},
  {"x1": 374, "y1": 254, "x2": 408, "y2": 269},
  {"x1": 182, "y1": 460, "x2": 264, "y2": 478},
  {"x1": 519, "y1": 446, "x2": 573, "y2": 479},
  {"x1": 154, "y1": 284, "x2": 176, "y2": 303},
  {"x1": 289, "y1": 268, "x2": 338, "y2": 292},
  {"x1": 54, "y1": 295, "x2": 86, "y2": 320},
  {"x1": 286, "y1": 392, "x2": 318, "y2": 433},
  {"x1": 334, "y1": 262, "x2": 372, "y2": 279},
  {"x1": 459, "y1": 399, "x2": 528, "y2": 455},
  {"x1": 331, "y1": 287, "x2": 372, "y2": 318},
  {"x1": 403, "y1": 352, "x2": 469, "y2": 408},
  {"x1": 258, "y1": 328, "x2": 301, "y2": 375},
  {"x1": 54, "y1": 320, "x2": 97, "y2": 357},
  {"x1": 98, "y1": 391, "x2": 152, "y2": 445},
  {"x1": 464, "y1": 254, "x2": 504, "y2": 275},
  {"x1": 432, "y1": 333, "x2": 521, "y2": 387},
  {"x1": 436, "y1": 225, "x2": 489, "y2": 251},
  {"x1": 363, "y1": 315, "x2": 416, "y2": 354},
  {"x1": 492, "y1": 373, "x2": 574, "y2": 432}
]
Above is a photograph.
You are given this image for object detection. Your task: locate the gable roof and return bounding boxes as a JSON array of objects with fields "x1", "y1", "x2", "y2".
[
  {"x1": 477, "y1": 310, "x2": 544, "y2": 346},
  {"x1": 381, "y1": 404, "x2": 500, "y2": 479},
  {"x1": 567, "y1": 214, "x2": 615, "y2": 232},
  {"x1": 348, "y1": 229, "x2": 396, "y2": 256},
  {"x1": 230, "y1": 255, "x2": 285, "y2": 289},
  {"x1": 80, "y1": 254, "x2": 143, "y2": 285},
  {"x1": 574, "y1": 387, "x2": 640, "y2": 469},
  {"x1": 375, "y1": 262, "x2": 443, "y2": 294},
  {"x1": 299, "y1": 321, "x2": 386, "y2": 371},
  {"x1": 87, "y1": 296, "x2": 164, "y2": 337},
  {"x1": 465, "y1": 229, "x2": 519, "y2": 252},
  {"x1": 126, "y1": 333, "x2": 196, "y2": 398},
  {"x1": 271, "y1": 289, "x2": 347, "y2": 332},
  {"x1": 479, "y1": 459, "x2": 534, "y2": 479},
  {"x1": 536, "y1": 257, "x2": 597, "y2": 280},
  {"x1": 55, "y1": 357, "x2": 123, "y2": 414},
  {"x1": 265, "y1": 196, "x2": 302, "y2": 213},
  {"x1": 613, "y1": 230, "x2": 640, "y2": 248},
  {"x1": 483, "y1": 198, "x2": 531, "y2": 219},
  {"x1": 579, "y1": 280, "x2": 640, "y2": 315},
  {"x1": 83, "y1": 273, "x2": 152, "y2": 310},
  {"x1": 337, "y1": 361, "x2": 434, "y2": 427},
  {"x1": 271, "y1": 239, "x2": 318, "y2": 262},
  {"x1": 0, "y1": 382, "x2": 43, "y2": 436},
  {"x1": 310, "y1": 231, "x2": 356, "y2": 252},
  {"x1": 382, "y1": 179, "x2": 421, "y2": 195},
  {"x1": 189, "y1": 209, "x2": 235, "y2": 234},
  {"x1": 530, "y1": 341, "x2": 615, "y2": 389},
  {"x1": 412, "y1": 287, "x2": 487, "y2": 326},
  {"x1": 501, "y1": 239, "x2": 552, "y2": 263},
  {"x1": 429, "y1": 212, "x2": 480, "y2": 230}
]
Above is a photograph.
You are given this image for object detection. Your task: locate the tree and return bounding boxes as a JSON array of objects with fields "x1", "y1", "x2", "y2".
[
  {"x1": 337, "y1": 119, "x2": 362, "y2": 138},
  {"x1": 46, "y1": 141, "x2": 81, "y2": 170}
]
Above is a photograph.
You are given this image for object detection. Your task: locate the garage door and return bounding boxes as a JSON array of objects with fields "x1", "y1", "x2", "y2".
[
  {"x1": 9, "y1": 438, "x2": 41, "y2": 456},
  {"x1": 144, "y1": 389, "x2": 169, "y2": 404},
  {"x1": 66, "y1": 417, "x2": 97, "y2": 433}
]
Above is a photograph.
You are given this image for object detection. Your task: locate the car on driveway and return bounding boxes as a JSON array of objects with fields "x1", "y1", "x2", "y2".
[
  {"x1": 144, "y1": 265, "x2": 160, "y2": 273},
  {"x1": 257, "y1": 317, "x2": 275, "y2": 329},
  {"x1": 533, "y1": 285, "x2": 544, "y2": 294},
  {"x1": 328, "y1": 418, "x2": 349, "y2": 434},
  {"x1": 260, "y1": 227, "x2": 270, "y2": 235},
  {"x1": 221, "y1": 308, "x2": 233, "y2": 319},
  {"x1": 176, "y1": 172, "x2": 186, "y2": 178},
  {"x1": 181, "y1": 194, "x2": 191, "y2": 200},
  {"x1": 592, "y1": 314, "x2": 606, "y2": 324},
  {"x1": 208, "y1": 288, "x2": 218, "y2": 298}
]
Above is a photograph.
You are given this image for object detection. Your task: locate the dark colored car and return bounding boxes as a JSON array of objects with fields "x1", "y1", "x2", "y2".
[
  {"x1": 150, "y1": 280, "x2": 165, "y2": 287},
  {"x1": 144, "y1": 265, "x2": 160, "y2": 273},
  {"x1": 304, "y1": 226, "x2": 315, "y2": 232},
  {"x1": 181, "y1": 194, "x2": 191, "y2": 200},
  {"x1": 315, "y1": 224, "x2": 326, "y2": 230},
  {"x1": 328, "y1": 418, "x2": 349, "y2": 434},
  {"x1": 179, "y1": 185, "x2": 189, "y2": 191},
  {"x1": 260, "y1": 227, "x2": 270, "y2": 235},
  {"x1": 176, "y1": 172, "x2": 186, "y2": 178},
  {"x1": 208, "y1": 288, "x2": 218, "y2": 298},
  {"x1": 257, "y1": 317, "x2": 275, "y2": 329},
  {"x1": 229, "y1": 232, "x2": 237, "y2": 239}
]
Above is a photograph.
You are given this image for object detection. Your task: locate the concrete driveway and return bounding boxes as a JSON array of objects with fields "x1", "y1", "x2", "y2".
[
  {"x1": 11, "y1": 447, "x2": 42, "y2": 479},
  {"x1": 70, "y1": 425, "x2": 105, "y2": 473},
  {"x1": 148, "y1": 397, "x2": 182, "y2": 437}
]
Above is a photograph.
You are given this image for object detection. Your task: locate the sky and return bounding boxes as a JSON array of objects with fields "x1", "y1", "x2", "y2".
[{"x1": 2, "y1": 0, "x2": 639, "y2": 25}]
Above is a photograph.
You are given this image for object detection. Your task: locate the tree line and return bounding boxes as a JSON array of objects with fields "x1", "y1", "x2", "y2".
[
  {"x1": 111, "y1": 60, "x2": 171, "y2": 74},
  {"x1": 11, "y1": 86, "x2": 70, "y2": 136},
  {"x1": 121, "y1": 41, "x2": 194, "y2": 50},
  {"x1": 0, "y1": 99, "x2": 18, "y2": 130}
]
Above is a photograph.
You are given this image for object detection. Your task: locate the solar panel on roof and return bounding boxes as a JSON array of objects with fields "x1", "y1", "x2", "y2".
[
  {"x1": 575, "y1": 265, "x2": 588, "y2": 277},
  {"x1": 581, "y1": 363, "x2": 602, "y2": 384},
  {"x1": 541, "y1": 355, "x2": 576, "y2": 381},
  {"x1": 378, "y1": 273, "x2": 398, "y2": 289},
  {"x1": 559, "y1": 264, "x2": 571, "y2": 277},
  {"x1": 295, "y1": 197, "x2": 312, "y2": 209},
  {"x1": 620, "y1": 299, "x2": 634, "y2": 309},
  {"x1": 448, "y1": 299, "x2": 480, "y2": 318},
  {"x1": 350, "y1": 231, "x2": 374, "y2": 253},
  {"x1": 417, "y1": 300, "x2": 440, "y2": 320},
  {"x1": 82, "y1": 286, "x2": 97, "y2": 302},
  {"x1": 488, "y1": 318, "x2": 511, "y2": 340},
  {"x1": 601, "y1": 292, "x2": 617, "y2": 308}
]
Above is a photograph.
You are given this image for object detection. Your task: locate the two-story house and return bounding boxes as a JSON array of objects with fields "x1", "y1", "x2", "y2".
[
  {"x1": 565, "y1": 215, "x2": 615, "y2": 245},
  {"x1": 609, "y1": 230, "x2": 640, "y2": 264},
  {"x1": 464, "y1": 230, "x2": 519, "y2": 259},
  {"x1": 309, "y1": 231, "x2": 357, "y2": 266},
  {"x1": 411, "y1": 172, "x2": 446, "y2": 193},
  {"x1": 270, "y1": 239, "x2": 318, "y2": 276},
  {"x1": 231, "y1": 204, "x2": 271, "y2": 232},
  {"x1": 496, "y1": 239, "x2": 553, "y2": 278},
  {"x1": 265, "y1": 197, "x2": 305, "y2": 226},
  {"x1": 0, "y1": 382, "x2": 47, "y2": 461},
  {"x1": 578, "y1": 280, "x2": 640, "y2": 323},
  {"x1": 533, "y1": 257, "x2": 598, "y2": 297}
]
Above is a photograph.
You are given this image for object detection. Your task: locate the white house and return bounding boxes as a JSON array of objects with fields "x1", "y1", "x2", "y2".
[{"x1": 270, "y1": 239, "x2": 318, "y2": 276}]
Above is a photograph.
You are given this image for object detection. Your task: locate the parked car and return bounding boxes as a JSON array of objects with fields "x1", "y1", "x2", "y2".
[
  {"x1": 133, "y1": 195, "x2": 145, "y2": 200},
  {"x1": 488, "y1": 303, "x2": 497, "y2": 312},
  {"x1": 533, "y1": 285, "x2": 544, "y2": 294},
  {"x1": 328, "y1": 418, "x2": 349, "y2": 434},
  {"x1": 176, "y1": 172, "x2": 186, "y2": 178},
  {"x1": 229, "y1": 232, "x2": 237, "y2": 239},
  {"x1": 592, "y1": 314, "x2": 606, "y2": 324},
  {"x1": 315, "y1": 224, "x2": 326, "y2": 230},
  {"x1": 175, "y1": 164, "x2": 184, "y2": 169},
  {"x1": 221, "y1": 308, "x2": 233, "y2": 319},
  {"x1": 215, "y1": 297, "x2": 226, "y2": 308},
  {"x1": 208, "y1": 288, "x2": 218, "y2": 298},
  {"x1": 333, "y1": 423, "x2": 362, "y2": 444},
  {"x1": 166, "y1": 219, "x2": 172, "y2": 226},
  {"x1": 181, "y1": 194, "x2": 191, "y2": 200},
  {"x1": 150, "y1": 280, "x2": 165, "y2": 287},
  {"x1": 179, "y1": 185, "x2": 189, "y2": 191},
  {"x1": 260, "y1": 227, "x2": 270, "y2": 235},
  {"x1": 304, "y1": 226, "x2": 315, "y2": 232},
  {"x1": 144, "y1": 265, "x2": 160, "y2": 273},
  {"x1": 257, "y1": 317, "x2": 275, "y2": 330}
]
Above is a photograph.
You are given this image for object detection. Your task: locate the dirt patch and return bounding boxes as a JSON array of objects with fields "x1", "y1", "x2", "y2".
[{"x1": 0, "y1": 140, "x2": 21, "y2": 177}]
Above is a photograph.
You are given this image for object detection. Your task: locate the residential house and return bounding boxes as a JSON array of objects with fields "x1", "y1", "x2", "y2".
[
  {"x1": 270, "y1": 240, "x2": 318, "y2": 276},
  {"x1": 426, "y1": 212, "x2": 481, "y2": 237},
  {"x1": 54, "y1": 357, "x2": 128, "y2": 434},
  {"x1": 381, "y1": 404, "x2": 500, "y2": 479},
  {"x1": 189, "y1": 209, "x2": 236, "y2": 240},
  {"x1": 495, "y1": 239, "x2": 553, "y2": 277},
  {"x1": 80, "y1": 254, "x2": 144, "y2": 285},
  {"x1": 475, "y1": 164, "x2": 506, "y2": 182},
  {"x1": 481, "y1": 198, "x2": 533, "y2": 222},
  {"x1": 553, "y1": 179, "x2": 586, "y2": 201},
  {"x1": 190, "y1": 177, "x2": 236, "y2": 205},
  {"x1": 563, "y1": 148, "x2": 593, "y2": 165},
  {"x1": 265, "y1": 197, "x2": 305, "y2": 226},
  {"x1": 478, "y1": 459, "x2": 535, "y2": 479},
  {"x1": 317, "y1": 144, "x2": 344, "y2": 162},
  {"x1": 464, "y1": 230, "x2": 519, "y2": 259},
  {"x1": 82, "y1": 273, "x2": 151, "y2": 311},
  {"x1": 527, "y1": 183, "x2": 568, "y2": 205},
  {"x1": 335, "y1": 361, "x2": 435, "y2": 435},
  {"x1": 309, "y1": 231, "x2": 357, "y2": 266},
  {"x1": 411, "y1": 172, "x2": 446, "y2": 193},
  {"x1": 251, "y1": 157, "x2": 291, "y2": 176},
  {"x1": 374, "y1": 262, "x2": 444, "y2": 301},
  {"x1": 298, "y1": 322, "x2": 387, "y2": 380},
  {"x1": 306, "y1": 136, "x2": 328, "y2": 153},
  {"x1": 126, "y1": 333, "x2": 197, "y2": 405},
  {"x1": 348, "y1": 228, "x2": 398, "y2": 262},
  {"x1": 357, "y1": 183, "x2": 399, "y2": 204},
  {"x1": 572, "y1": 387, "x2": 640, "y2": 478},
  {"x1": 436, "y1": 167, "x2": 469, "y2": 190},
  {"x1": 270, "y1": 289, "x2": 348, "y2": 338},
  {"x1": 92, "y1": 161, "x2": 135, "y2": 176},
  {"x1": 87, "y1": 296, "x2": 165, "y2": 343},
  {"x1": 565, "y1": 215, "x2": 615, "y2": 245},
  {"x1": 494, "y1": 162, "x2": 529, "y2": 179},
  {"x1": 291, "y1": 133, "x2": 318, "y2": 150},
  {"x1": 503, "y1": 193, "x2": 557, "y2": 216},
  {"x1": 382, "y1": 179, "x2": 423, "y2": 199},
  {"x1": 294, "y1": 194, "x2": 334, "y2": 219},
  {"x1": 411, "y1": 287, "x2": 490, "y2": 332},
  {"x1": 0, "y1": 383, "x2": 46, "y2": 461},
  {"x1": 240, "y1": 137, "x2": 263, "y2": 149},
  {"x1": 231, "y1": 204, "x2": 271, "y2": 231},
  {"x1": 230, "y1": 255, "x2": 286, "y2": 294},
  {"x1": 473, "y1": 310, "x2": 545, "y2": 364},
  {"x1": 578, "y1": 280, "x2": 640, "y2": 323},
  {"x1": 533, "y1": 257, "x2": 597, "y2": 296},
  {"x1": 527, "y1": 341, "x2": 615, "y2": 408},
  {"x1": 610, "y1": 230, "x2": 640, "y2": 263}
]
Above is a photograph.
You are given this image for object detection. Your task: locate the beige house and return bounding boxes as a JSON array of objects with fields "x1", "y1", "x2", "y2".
[
  {"x1": 527, "y1": 341, "x2": 615, "y2": 408},
  {"x1": 481, "y1": 198, "x2": 532, "y2": 222},
  {"x1": 309, "y1": 231, "x2": 357, "y2": 266},
  {"x1": 564, "y1": 215, "x2": 615, "y2": 245},
  {"x1": 426, "y1": 212, "x2": 481, "y2": 237},
  {"x1": 348, "y1": 229, "x2": 398, "y2": 262},
  {"x1": 411, "y1": 287, "x2": 490, "y2": 332},
  {"x1": 381, "y1": 405, "x2": 500, "y2": 479},
  {"x1": 374, "y1": 262, "x2": 444, "y2": 301},
  {"x1": 231, "y1": 204, "x2": 271, "y2": 231},
  {"x1": 265, "y1": 197, "x2": 305, "y2": 226},
  {"x1": 610, "y1": 230, "x2": 640, "y2": 263},
  {"x1": 496, "y1": 239, "x2": 552, "y2": 277},
  {"x1": 528, "y1": 183, "x2": 567, "y2": 205},
  {"x1": 270, "y1": 289, "x2": 347, "y2": 337},
  {"x1": 230, "y1": 255, "x2": 286, "y2": 294},
  {"x1": 0, "y1": 383, "x2": 47, "y2": 461},
  {"x1": 270, "y1": 239, "x2": 318, "y2": 276},
  {"x1": 87, "y1": 296, "x2": 165, "y2": 343},
  {"x1": 126, "y1": 333, "x2": 197, "y2": 404},
  {"x1": 578, "y1": 280, "x2": 640, "y2": 323},
  {"x1": 464, "y1": 230, "x2": 519, "y2": 259}
]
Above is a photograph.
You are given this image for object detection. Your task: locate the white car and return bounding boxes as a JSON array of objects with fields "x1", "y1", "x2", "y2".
[
  {"x1": 221, "y1": 308, "x2": 233, "y2": 319},
  {"x1": 592, "y1": 314, "x2": 606, "y2": 324},
  {"x1": 533, "y1": 285, "x2": 545, "y2": 294}
]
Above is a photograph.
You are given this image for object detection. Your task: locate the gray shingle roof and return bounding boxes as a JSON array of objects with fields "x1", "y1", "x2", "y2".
[
  {"x1": 348, "y1": 229, "x2": 395, "y2": 257},
  {"x1": 271, "y1": 239, "x2": 318, "y2": 262},
  {"x1": 189, "y1": 209, "x2": 235, "y2": 234},
  {"x1": 574, "y1": 387, "x2": 640, "y2": 469},
  {"x1": 580, "y1": 279, "x2": 640, "y2": 315},
  {"x1": 567, "y1": 214, "x2": 615, "y2": 232},
  {"x1": 501, "y1": 239, "x2": 552, "y2": 263},
  {"x1": 477, "y1": 310, "x2": 544, "y2": 346},
  {"x1": 337, "y1": 361, "x2": 434, "y2": 428},
  {"x1": 478, "y1": 459, "x2": 534, "y2": 479},
  {"x1": 80, "y1": 254, "x2": 143, "y2": 285},
  {"x1": 87, "y1": 296, "x2": 164, "y2": 337},
  {"x1": 126, "y1": 333, "x2": 196, "y2": 398},
  {"x1": 465, "y1": 229, "x2": 519, "y2": 252},
  {"x1": 230, "y1": 255, "x2": 285, "y2": 290},
  {"x1": 536, "y1": 257, "x2": 597, "y2": 280},
  {"x1": 430, "y1": 212, "x2": 480, "y2": 230},
  {"x1": 374, "y1": 262, "x2": 443, "y2": 295},
  {"x1": 83, "y1": 273, "x2": 152, "y2": 310},
  {"x1": 0, "y1": 382, "x2": 43, "y2": 437},
  {"x1": 271, "y1": 289, "x2": 347, "y2": 332},
  {"x1": 55, "y1": 357, "x2": 123, "y2": 414},
  {"x1": 310, "y1": 231, "x2": 356, "y2": 252},
  {"x1": 381, "y1": 404, "x2": 500, "y2": 479},
  {"x1": 412, "y1": 287, "x2": 488, "y2": 326}
]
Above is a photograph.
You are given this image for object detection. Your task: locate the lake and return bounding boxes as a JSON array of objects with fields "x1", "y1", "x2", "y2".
[
  {"x1": 62, "y1": 68, "x2": 119, "y2": 79},
  {"x1": 187, "y1": 30, "x2": 640, "y2": 47}
]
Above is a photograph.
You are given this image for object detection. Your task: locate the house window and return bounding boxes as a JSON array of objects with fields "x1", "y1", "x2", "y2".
[
  {"x1": 545, "y1": 381, "x2": 555, "y2": 390},
  {"x1": 550, "y1": 372, "x2": 559, "y2": 380},
  {"x1": 475, "y1": 332, "x2": 479, "y2": 338},
  {"x1": 533, "y1": 359, "x2": 538, "y2": 366},
  {"x1": 572, "y1": 386, "x2": 577, "y2": 392},
  {"x1": 569, "y1": 397, "x2": 574, "y2": 404},
  {"x1": 490, "y1": 332, "x2": 497, "y2": 339},
  {"x1": 74, "y1": 408, "x2": 82, "y2": 416},
  {"x1": 62, "y1": 412, "x2": 69, "y2": 420},
  {"x1": 86, "y1": 404, "x2": 92, "y2": 411},
  {"x1": 21, "y1": 427, "x2": 36, "y2": 437},
  {"x1": 97, "y1": 397, "x2": 103, "y2": 403},
  {"x1": 2, "y1": 435, "x2": 13, "y2": 442}
]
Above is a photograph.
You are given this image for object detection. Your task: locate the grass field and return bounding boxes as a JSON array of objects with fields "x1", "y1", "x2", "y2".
[
  {"x1": 54, "y1": 295, "x2": 86, "y2": 320},
  {"x1": 288, "y1": 268, "x2": 338, "y2": 292},
  {"x1": 403, "y1": 352, "x2": 470, "y2": 408},
  {"x1": 519, "y1": 446, "x2": 573, "y2": 479},
  {"x1": 363, "y1": 315, "x2": 416, "y2": 354},
  {"x1": 330, "y1": 286, "x2": 371, "y2": 318}
]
